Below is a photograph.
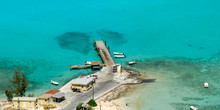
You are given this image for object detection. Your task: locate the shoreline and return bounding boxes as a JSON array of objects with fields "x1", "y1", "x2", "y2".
[{"x1": 94, "y1": 83, "x2": 139, "y2": 110}]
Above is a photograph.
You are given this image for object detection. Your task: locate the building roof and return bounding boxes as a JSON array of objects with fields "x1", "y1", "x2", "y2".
[
  {"x1": 39, "y1": 90, "x2": 60, "y2": 99},
  {"x1": 45, "y1": 90, "x2": 60, "y2": 94},
  {"x1": 39, "y1": 94, "x2": 53, "y2": 99},
  {"x1": 91, "y1": 61, "x2": 100, "y2": 65},
  {"x1": 12, "y1": 97, "x2": 37, "y2": 101},
  {"x1": 52, "y1": 92, "x2": 65, "y2": 98},
  {"x1": 72, "y1": 77, "x2": 94, "y2": 85}
]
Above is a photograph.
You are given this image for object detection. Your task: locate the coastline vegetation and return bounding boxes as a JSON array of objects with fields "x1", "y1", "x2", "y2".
[{"x1": 4, "y1": 66, "x2": 29, "y2": 101}]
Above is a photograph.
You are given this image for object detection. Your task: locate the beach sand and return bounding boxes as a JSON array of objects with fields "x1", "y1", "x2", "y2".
[
  {"x1": 0, "y1": 101, "x2": 15, "y2": 110},
  {"x1": 94, "y1": 84, "x2": 138, "y2": 110}
]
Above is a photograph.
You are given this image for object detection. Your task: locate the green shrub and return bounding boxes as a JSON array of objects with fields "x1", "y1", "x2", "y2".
[
  {"x1": 76, "y1": 103, "x2": 83, "y2": 110},
  {"x1": 87, "y1": 99, "x2": 97, "y2": 107}
]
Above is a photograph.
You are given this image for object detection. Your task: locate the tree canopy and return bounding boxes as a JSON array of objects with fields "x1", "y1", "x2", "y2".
[
  {"x1": 4, "y1": 66, "x2": 29, "y2": 101},
  {"x1": 87, "y1": 99, "x2": 97, "y2": 107}
]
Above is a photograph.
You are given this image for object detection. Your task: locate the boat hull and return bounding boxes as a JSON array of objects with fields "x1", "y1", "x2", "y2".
[
  {"x1": 113, "y1": 52, "x2": 124, "y2": 55},
  {"x1": 114, "y1": 55, "x2": 126, "y2": 58}
]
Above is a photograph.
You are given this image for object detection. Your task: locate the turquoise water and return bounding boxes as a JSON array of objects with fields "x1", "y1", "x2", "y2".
[{"x1": 0, "y1": 0, "x2": 220, "y2": 109}]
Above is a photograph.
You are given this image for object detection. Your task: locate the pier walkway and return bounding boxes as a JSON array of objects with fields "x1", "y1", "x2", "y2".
[{"x1": 94, "y1": 41, "x2": 115, "y2": 66}]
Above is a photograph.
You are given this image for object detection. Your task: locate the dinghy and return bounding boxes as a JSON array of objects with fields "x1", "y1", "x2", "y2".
[
  {"x1": 85, "y1": 61, "x2": 91, "y2": 65},
  {"x1": 190, "y1": 106, "x2": 198, "y2": 110},
  {"x1": 51, "y1": 80, "x2": 59, "y2": 85},
  {"x1": 113, "y1": 52, "x2": 124, "y2": 55},
  {"x1": 129, "y1": 60, "x2": 137, "y2": 65},
  {"x1": 204, "y1": 82, "x2": 209, "y2": 88},
  {"x1": 114, "y1": 55, "x2": 126, "y2": 58}
]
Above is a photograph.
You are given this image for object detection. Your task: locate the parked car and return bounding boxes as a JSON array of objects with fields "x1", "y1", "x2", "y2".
[{"x1": 90, "y1": 74, "x2": 98, "y2": 79}]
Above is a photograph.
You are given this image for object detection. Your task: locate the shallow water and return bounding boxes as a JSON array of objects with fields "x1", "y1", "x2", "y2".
[
  {"x1": 0, "y1": 0, "x2": 220, "y2": 109},
  {"x1": 125, "y1": 55, "x2": 220, "y2": 110}
]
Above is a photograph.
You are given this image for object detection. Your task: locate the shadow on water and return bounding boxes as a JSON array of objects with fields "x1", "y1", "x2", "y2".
[
  {"x1": 55, "y1": 32, "x2": 92, "y2": 54},
  {"x1": 141, "y1": 79, "x2": 156, "y2": 83},
  {"x1": 97, "y1": 29, "x2": 127, "y2": 45}
]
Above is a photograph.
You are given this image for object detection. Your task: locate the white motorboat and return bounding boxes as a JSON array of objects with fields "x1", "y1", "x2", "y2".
[
  {"x1": 129, "y1": 60, "x2": 137, "y2": 65},
  {"x1": 190, "y1": 106, "x2": 198, "y2": 110},
  {"x1": 114, "y1": 55, "x2": 126, "y2": 58},
  {"x1": 204, "y1": 82, "x2": 209, "y2": 88},
  {"x1": 85, "y1": 61, "x2": 91, "y2": 65},
  {"x1": 113, "y1": 52, "x2": 124, "y2": 55},
  {"x1": 51, "y1": 80, "x2": 59, "y2": 85}
]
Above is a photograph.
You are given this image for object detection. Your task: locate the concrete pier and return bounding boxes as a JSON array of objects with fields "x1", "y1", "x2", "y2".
[{"x1": 94, "y1": 41, "x2": 115, "y2": 66}]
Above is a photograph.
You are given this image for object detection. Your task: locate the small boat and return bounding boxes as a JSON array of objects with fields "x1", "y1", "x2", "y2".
[
  {"x1": 51, "y1": 80, "x2": 59, "y2": 85},
  {"x1": 113, "y1": 52, "x2": 124, "y2": 55},
  {"x1": 129, "y1": 60, "x2": 137, "y2": 65},
  {"x1": 190, "y1": 106, "x2": 198, "y2": 110},
  {"x1": 204, "y1": 82, "x2": 208, "y2": 88},
  {"x1": 85, "y1": 61, "x2": 91, "y2": 65},
  {"x1": 114, "y1": 55, "x2": 126, "y2": 58}
]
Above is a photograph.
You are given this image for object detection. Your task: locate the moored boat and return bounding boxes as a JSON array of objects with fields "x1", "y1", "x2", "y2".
[
  {"x1": 114, "y1": 54, "x2": 126, "y2": 58},
  {"x1": 113, "y1": 52, "x2": 124, "y2": 55},
  {"x1": 204, "y1": 82, "x2": 208, "y2": 88},
  {"x1": 85, "y1": 61, "x2": 91, "y2": 65},
  {"x1": 190, "y1": 106, "x2": 198, "y2": 110},
  {"x1": 51, "y1": 80, "x2": 59, "y2": 85},
  {"x1": 129, "y1": 60, "x2": 137, "y2": 65}
]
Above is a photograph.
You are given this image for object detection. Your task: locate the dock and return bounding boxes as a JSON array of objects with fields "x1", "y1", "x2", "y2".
[
  {"x1": 70, "y1": 65, "x2": 91, "y2": 69},
  {"x1": 70, "y1": 64, "x2": 106, "y2": 70},
  {"x1": 94, "y1": 41, "x2": 115, "y2": 66}
]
